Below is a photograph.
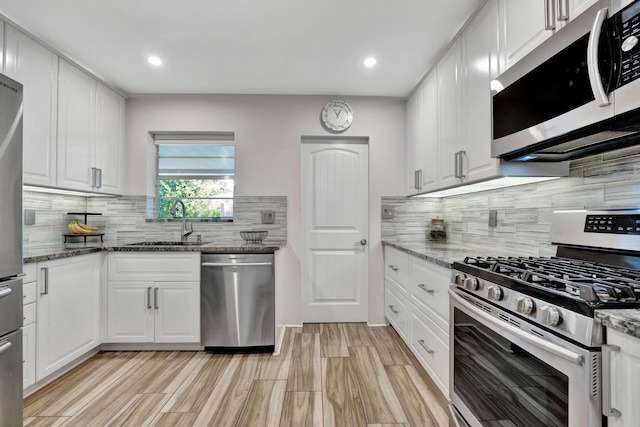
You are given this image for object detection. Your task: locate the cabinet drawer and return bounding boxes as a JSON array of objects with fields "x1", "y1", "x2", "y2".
[
  {"x1": 410, "y1": 309, "x2": 449, "y2": 396},
  {"x1": 23, "y1": 281, "x2": 36, "y2": 305},
  {"x1": 23, "y1": 263, "x2": 37, "y2": 283},
  {"x1": 409, "y1": 257, "x2": 450, "y2": 327},
  {"x1": 384, "y1": 246, "x2": 409, "y2": 291},
  {"x1": 23, "y1": 302, "x2": 36, "y2": 326},
  {"x1": 385, "y1": 285, "x2": 409, "y2": 339},
  {"x1": 108, "y1": 252, "x2": 201, "y2": 282}
]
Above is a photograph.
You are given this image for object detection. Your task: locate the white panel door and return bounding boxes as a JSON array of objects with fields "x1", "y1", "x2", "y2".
[{"x1": 302, "y1": 141, "x2": 369, "y2": 322}]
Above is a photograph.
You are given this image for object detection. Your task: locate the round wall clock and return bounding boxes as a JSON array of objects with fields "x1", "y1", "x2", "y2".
[{"x1": 321, "y1": 100, "x2": 353, "y2": 132}]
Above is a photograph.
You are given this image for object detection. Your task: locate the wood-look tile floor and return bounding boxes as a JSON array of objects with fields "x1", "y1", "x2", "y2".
[{"x1": 24, "y1": 324, "x2": 449, "y2": 427}]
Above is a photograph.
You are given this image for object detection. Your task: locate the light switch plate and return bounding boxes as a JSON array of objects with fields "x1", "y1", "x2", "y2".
[
  {"x1": 488, "y1": 209, "x2": 497, "y2": 228},
  {"x1": 24, "y1": 209, "x2": 36, "y2": 225},
  {"x1": 381, "y1": 205, "x2": 395, "y2": 220},
  {"x1": 261, "y1": 210, "x2": 275, "y2": 224}
]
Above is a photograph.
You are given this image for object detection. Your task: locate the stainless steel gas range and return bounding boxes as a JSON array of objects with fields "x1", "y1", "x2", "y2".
[{"x1": 448, "y1": 209, "x2": 640, "y2": 427}]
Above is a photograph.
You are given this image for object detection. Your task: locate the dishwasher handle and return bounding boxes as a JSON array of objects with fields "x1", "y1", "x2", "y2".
[{"x1": 201, "y1": 262, "x2": 273, "y2": 267}]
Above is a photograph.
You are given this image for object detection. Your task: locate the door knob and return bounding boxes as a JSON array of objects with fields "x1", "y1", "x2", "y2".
[{"x1": 357, "y1": 239, "x2": 367, "y2": 246}]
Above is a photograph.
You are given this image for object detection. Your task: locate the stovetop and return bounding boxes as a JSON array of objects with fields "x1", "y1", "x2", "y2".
[{"x1": 460, "y1": 256, "x2": 640, "y2": 304}]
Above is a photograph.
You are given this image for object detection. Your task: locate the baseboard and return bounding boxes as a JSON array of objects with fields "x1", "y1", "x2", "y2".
[
  {"x1": 100, "y1": 343, "x2": 204, "y2": 352},
  {"x1": 24, "y1": 346, "x2": 101, "y2": 397}
]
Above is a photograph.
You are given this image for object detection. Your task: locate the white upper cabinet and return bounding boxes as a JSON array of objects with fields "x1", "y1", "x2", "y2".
[
  {"x1": 436, "y1": 39, "x2": 463, "y2": 189},
  {"x1": 4, "y1": 25, "x2": 59, "y2": 187},
  {"x1": 461, "y1": 0, "x2": 501, "y2": 183},
  {"x1": 499, "y1": 0, "x2": 599, "y2": 71},
  {"x1": 57, "y1": 59, "x2": 125, "y2": 194},
  {"x1": 406, "y1": 88, "x2": 420, "y2": 195},
  {"x1": 406, "y1": 69, "x2": 439, "y2": 195},
  {"x1": 57, "y1": 59, "x2": 97, "y2": 192},
  {"x1": 95, "y1": 83, "x2": 124, "y2": 194}
]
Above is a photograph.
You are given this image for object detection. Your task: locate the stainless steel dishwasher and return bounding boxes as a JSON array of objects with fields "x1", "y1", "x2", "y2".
[{"x1": 201, "y1": 253, "x2": 274, "y2": 352}]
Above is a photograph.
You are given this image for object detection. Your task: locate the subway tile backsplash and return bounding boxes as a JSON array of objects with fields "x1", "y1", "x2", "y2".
[
  {"x1": 23, "y1": 193, "x2": 287, "y2": 250},
  {"x1": 383, "y1": 150, "x2": 640, "y2": 257}
]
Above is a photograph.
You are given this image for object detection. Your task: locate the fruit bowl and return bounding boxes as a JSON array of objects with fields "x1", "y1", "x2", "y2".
[{"x1": 240, "y1": 230, "x2": 268, "y2": 243}]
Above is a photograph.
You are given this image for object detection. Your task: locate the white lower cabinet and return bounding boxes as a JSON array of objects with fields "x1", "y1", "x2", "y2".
[
  {"x1": 410, "y1": 308, "x2": 449, "y2": 394},
  {"x1": 22, "y1": 323, "x2": 36, "y2": 388},
  {"x1": 383, "y1": 246, "x2": 450, "y2": 397},
  {"x1": 36, "y1": 253, "x2": 101, "y2": 380},
  {"x1": 384, "y1": 283, "x2": 409, "y2": 340},
  {"x1": 605, "y1": 328, "x2": 640, "y2": 427},
  {"x1": 107, "y1": 281, "x2": 200, "y2": 343},
  {"x1": 106, "y1": 252, "x2": 201, "y2": 344},
  {"x1": 22, "y1": 263, "x2": 38, "y2": 388}
]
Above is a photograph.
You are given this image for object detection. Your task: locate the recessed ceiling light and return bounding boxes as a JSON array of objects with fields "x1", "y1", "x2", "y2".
[
  {"x1": 364, "y1": 57, "x2": 377, "y2": 68},
  {"x1": 148, "y1": 56, "x2": 163, "y2": 66}
]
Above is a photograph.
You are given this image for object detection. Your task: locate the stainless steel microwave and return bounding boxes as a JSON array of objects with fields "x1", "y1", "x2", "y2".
[{"x1": 492, "y1": 0, "x2": 640, "y2": 162}]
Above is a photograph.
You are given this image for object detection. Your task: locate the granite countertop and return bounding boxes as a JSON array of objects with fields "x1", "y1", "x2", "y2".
[
  {"x1": 595, "y1": 309, "x2": 640, "y2": 339},
  {"x1": 24, "y1": 240, "x2": 287, "y2": 264},
  {"x1": 382, "y1": 239, "x2": 504, "y2": 269}
]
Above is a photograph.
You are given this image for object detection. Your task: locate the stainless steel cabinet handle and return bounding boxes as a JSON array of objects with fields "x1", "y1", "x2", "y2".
[
  {"x1": 458, "y1": 150, "x2": 466, "y2": 179},
  {"x1": 557, "y1": 0, "x2": 569, "y2": 21},
  {"x1": 41, "y1": 267, "x2": 49, "y2": 295},
  {"x1": 0, "y1": 286, "x2": 12, "y2": 299},
  {"x1": 418, "y1": 284, "x2": 435, "y2": 294},
  {"x1": 356, "y1": 239, "x2": 367, "y2": 246},
  {"x1": 0, "y1": 340, "x2": 11, "y2": 355},
  {"x1": 147, "y1": 287, "x2": 152, "y2": 309},
  {"x1": 587, "y1": 8, "x2": 611, "y2": 107},
  {"x1": 544, "y1": 0, "x2": 556, "y2": 30},
  {"x1": 388, "y1": 305, "x2": 399, "y2": 315},
  {"x1": 154, "y1": 288, "x2": 159, "y2": 309},
  {"x1": 388, "y1": 265, "x2": 399, "y2": 271},
  {"x1": 91, "y1": 167, "x2": 97, "y2": 188},
  {"x1": 97, "y1": 168, "x2": 103, "y2": 189},
  {"x1": 414, "y1": 170, "x2": 422, "y2": 191},
  {"x1": 418, "y1": 339, "x2": 434, "y2": 354},
  {"x1": 602, "y1": 344, "x2": 622, "y2": 417}
]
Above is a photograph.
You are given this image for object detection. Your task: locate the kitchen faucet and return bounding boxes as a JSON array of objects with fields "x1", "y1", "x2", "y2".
[{"x1": 169, "y1": 199, "x2": 193, "y2": 242}]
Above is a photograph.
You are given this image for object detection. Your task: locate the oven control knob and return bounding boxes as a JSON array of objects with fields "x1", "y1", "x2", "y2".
[
  {"x1": 487, "y1": 286, "x2": 503, "y2": 301},
  {"x1": 454, "y1": 274, "x2": 466, "y2": 286},
  {"x1": 515, "y1": 297, "x2": 534, "y2": 315},
  {"x1": 537, "y1": 306, "x2": 562, "y2": 326},
  {"x1": 464, "y1": 277, "x2": 479, "y2": 291}
]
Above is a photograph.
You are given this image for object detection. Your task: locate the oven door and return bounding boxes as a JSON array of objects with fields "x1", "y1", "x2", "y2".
[{"x1": 449, "y1": 289, "x2": 602, "y2": 427}]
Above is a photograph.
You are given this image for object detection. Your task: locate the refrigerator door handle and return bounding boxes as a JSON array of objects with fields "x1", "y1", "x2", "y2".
[
  {"x1": 0, "y1": 340, "x2": 11, "y2": 355},
  {"x1": 0, "y1": 286, "x2": 12, "y2": 299}
]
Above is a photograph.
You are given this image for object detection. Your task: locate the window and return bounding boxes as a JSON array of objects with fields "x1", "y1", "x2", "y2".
[{"x1": 154, "y1": 132, "x2": 234, "y2": 219}]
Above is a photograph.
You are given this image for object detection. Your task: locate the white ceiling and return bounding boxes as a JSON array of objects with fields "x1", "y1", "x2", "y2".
[{"x1": 0, "y1": 0, "x2": 484, "y2": 97}]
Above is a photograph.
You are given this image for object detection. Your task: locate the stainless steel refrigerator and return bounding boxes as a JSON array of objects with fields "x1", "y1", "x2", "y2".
[{"x1": 0, "y1": 72, "x2": 24, "y2": 427}]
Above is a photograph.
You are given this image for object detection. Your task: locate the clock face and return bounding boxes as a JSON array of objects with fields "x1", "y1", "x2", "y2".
[{"x1": 321, "y1": 100, "x2": 353, "y2": 132}]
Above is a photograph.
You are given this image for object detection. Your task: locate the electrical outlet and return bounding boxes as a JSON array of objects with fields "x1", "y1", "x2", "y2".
[
  {"x1": 381, "y1": 205, "x2": 395, "y2": 219},
  {"x1": 24, "y1": 209, "x2": 36, "y2": 225},
  {"x1": 261, "y1": 210, "x2": 275, "y2": 224},
  {"x1": 488, "y1": 209, "x2": 497, "y2": 228}
]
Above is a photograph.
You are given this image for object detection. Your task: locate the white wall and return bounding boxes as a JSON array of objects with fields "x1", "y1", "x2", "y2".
[{"x1": 124, "y1": 94, "x2": 406, "y2": 325}]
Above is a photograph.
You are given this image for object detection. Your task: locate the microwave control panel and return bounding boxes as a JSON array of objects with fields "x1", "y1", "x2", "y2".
[
  {"x1": 617, "y1": 1, "x2": 640, "y2": 84},
  {"x1": 584, "y1": 214, "x2": 640, "y2": 234}
]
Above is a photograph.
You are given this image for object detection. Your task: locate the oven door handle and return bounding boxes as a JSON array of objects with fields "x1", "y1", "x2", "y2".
[{"x1": 450, "y1": 291, "x2": 584, "y2": 366}]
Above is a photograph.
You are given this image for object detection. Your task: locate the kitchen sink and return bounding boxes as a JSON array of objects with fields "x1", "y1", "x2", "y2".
[{"x1": 125, "y1": 241, "x2": 207, "y2": 246}]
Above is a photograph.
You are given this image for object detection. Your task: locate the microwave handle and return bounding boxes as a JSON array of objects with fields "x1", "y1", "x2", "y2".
[{"x1": 587, "y1": 7, "x2": 611, "y2": 107}]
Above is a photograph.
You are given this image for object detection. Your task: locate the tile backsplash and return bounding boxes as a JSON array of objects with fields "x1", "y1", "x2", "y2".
[
  {"x1": 23, "y1": 194, "x2": 287, "y2": 250},
  {"x1": 383, "y1": 148, "x2": 640, "y2": 257}
]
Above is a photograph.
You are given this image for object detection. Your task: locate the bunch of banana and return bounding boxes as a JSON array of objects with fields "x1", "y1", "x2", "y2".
[{"x1": 67, "y1": 219, "x2": 99, "y2": 234}]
